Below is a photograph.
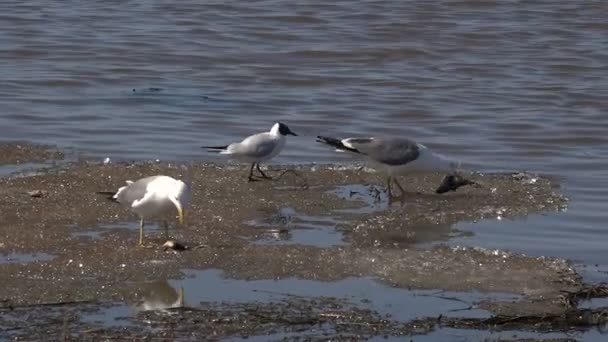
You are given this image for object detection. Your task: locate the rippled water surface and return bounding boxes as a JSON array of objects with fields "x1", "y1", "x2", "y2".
[{"x1": 1, "y1": 1, "x2": 607, "y2": 266}]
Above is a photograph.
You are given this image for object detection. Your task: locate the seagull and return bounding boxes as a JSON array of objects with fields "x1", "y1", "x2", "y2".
[
  {"x1": 316, "y1": 136, "x2": 458, "y2": 198},
  {"x1": 98, "y1": 175, "x2": 191, "y2": 247},
  {"x1": 203, "y1": 122, "x2": 298, "y2": 182}
]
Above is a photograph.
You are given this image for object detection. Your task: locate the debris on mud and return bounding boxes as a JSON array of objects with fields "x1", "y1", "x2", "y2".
[
  {"x1": 26, "y1": 190, "x2": 48, "y2": 198},
  {"x1": 438, "y1": 307, "x2": 608, "y2": 332},
  {"x1": 436, "y1": 173, "x2": 477, "y2": 194},
  {"x1": 0, "y1": 297, "x2": 434, "y2": 340},
  {"x1": 162, "y1": 240, "x2": 189, "y2": 252},
  {"x1": 161, "y1": 240, "x2": 206, "y2": 252},
  {"x1": 511, "y1": 172, "x2": 540, "y2": 184}
]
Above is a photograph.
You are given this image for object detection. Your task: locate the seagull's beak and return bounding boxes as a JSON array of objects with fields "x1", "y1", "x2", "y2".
[
  {"x1": 170, "y1": 197, "x2": 185, "y2": 224},
  {"x1": 178, "y1": 287, "x2": 185, "y2": 307},
  {"x1": 177, "y1": 206, "x2": 185, "y2": 225}
]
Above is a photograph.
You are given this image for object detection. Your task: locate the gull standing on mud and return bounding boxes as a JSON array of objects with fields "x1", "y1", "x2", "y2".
[
  {"x1": 316, "y1": 136, "x2": 458, "y2": 198},
  {"x1": 98, "y1": 176, "x2": 191, "y2": 247},
  {"x1": 204, "y1": 122, "x2": 298, "y2": 182}
]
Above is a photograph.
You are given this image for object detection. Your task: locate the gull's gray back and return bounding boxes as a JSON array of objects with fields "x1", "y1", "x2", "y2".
[
  {"x1": 116, "y1": 176, "x2": 160, "y2": 205},
  {"x1": 229, "y1": 132, "x2": 277, "y2": 159},
  {"x1": 349, "y1": 137, "x2": 420, "y2": 166}
]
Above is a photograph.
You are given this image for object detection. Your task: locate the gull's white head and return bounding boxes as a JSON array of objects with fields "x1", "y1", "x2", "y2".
[{"x1": 270, "y1": 122, "x2": 298, "y2": 137}]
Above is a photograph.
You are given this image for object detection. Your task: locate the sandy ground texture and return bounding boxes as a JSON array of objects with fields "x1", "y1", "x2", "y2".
[{"x1": 0, "y1": 143, "x2": 600, "y2": 341}]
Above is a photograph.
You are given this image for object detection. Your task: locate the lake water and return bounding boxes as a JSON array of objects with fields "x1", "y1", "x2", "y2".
[{"x1": 1, "y1": 1, "x2": 606, "y2": 277}]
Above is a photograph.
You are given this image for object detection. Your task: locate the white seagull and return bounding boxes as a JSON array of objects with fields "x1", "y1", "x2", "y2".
[
  {"x1": 99, "y1": 175, "x2": 191, "y2": 246},
  {"x1": 316, "y1": 136, "x2": 458, "y2": 198},
  {"x1": 204, "y1": 122, "x2": 298, "y2": 181}
]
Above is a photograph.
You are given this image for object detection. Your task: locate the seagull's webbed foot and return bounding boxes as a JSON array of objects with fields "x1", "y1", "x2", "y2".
[
  {"x1": 256, "y1": 163, "x2": 272, "y2": 180},
  {"x1": 388, "y1": 194, "x2": 407, "y2": 205}
]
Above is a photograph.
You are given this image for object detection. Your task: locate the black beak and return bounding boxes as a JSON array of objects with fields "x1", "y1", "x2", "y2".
[{"x1": 288, "y1": 131, "x2": 298, "y2": 136}]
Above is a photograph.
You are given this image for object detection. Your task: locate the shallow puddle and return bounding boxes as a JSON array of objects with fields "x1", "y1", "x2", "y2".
[
  {"x1": 578, "y1": 264, "x2": 608, "y2": 284},
  {"x1": 245, "y1": 184, "x2": 397, "y2": 247},
  {"x1": 81, "y1": 268, "x2": 607, "y2": 341},
  {"x1": 80, "y1": 303, "x2": 134, "y2": 327},
  {"x1": 0, "y1": 252, "x2": 55, "y2": 264},
  {"x1": 446, "y1": 212, "x2": 575, "y2": 259},
  {"x1": 171, "y1": 269, "x2": 516, "y2": 322},
  {"x1": 245, "y1": 207, "x2": 346, "y2": 247},
  {"x1": 131, "y1": 279, "x2": 185, "y2": 312},
  {"x1": 70, "y1": 230, "x2": 104, "y2": 240},
  {"x1": 79, "y1": 281, "x2": 184, "y2": 328},
  {"x1": 331, "y1": 184, "x2": 390, "y2": 214},
  {"x1": 65, "y1": 268, "x2": 526, "y2": 336},
  {"x1": 579, "y1": 297, "x2": 608, "y2": 310}
]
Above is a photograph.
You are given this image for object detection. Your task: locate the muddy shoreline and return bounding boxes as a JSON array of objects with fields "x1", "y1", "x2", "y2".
[
  {"x1": 0, "y1": 142, "x2": 64, "y2": 166},
  {"x1": 1, "y1": 143, "x2": 603, "y2": 341}
]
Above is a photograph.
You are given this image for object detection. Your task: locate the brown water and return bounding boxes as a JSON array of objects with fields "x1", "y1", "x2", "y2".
[{"x1": 1, "y1": 1, "x2": 607, "y2": 278}]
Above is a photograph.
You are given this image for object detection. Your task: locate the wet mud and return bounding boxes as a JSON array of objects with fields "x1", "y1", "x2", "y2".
[
  {"x1": 0, "y1": 144, "x2": 598, "y2": 340},
  {"x1": 0, "y1": 142, "x2": 63, "y2": 166}
]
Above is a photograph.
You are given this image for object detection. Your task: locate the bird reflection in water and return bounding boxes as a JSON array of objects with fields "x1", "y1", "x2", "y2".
[{"x1": 134, "y1": 280, "x2": 185, "y2": 312}]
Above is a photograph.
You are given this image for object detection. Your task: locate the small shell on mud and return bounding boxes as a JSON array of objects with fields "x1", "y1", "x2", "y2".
[{"x1": 26, "y1": 190, "x2": 48, "y2": 198}]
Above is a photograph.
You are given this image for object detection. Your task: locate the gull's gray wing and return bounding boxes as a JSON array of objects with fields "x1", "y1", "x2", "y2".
[
  {"x1": 115, "y1": 176, "x2": 160, "y2": 206},
  {"x1": 345, "y1": 137, "x2": 420, "y2": 166},
  {"x1": 228, "y1": 133, "x2": 276, "y2": 158}
]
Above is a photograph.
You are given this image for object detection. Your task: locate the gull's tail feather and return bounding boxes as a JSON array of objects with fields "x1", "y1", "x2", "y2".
[
  {"x1": 96, "y1": 191, "x2": 119, "y2": 203},
  {"x1": 316, "y1": 136, "x2": 360, "y2": 153},
  {"x1": 202, "y1": 145, "x2": 229, "y2": 152}
]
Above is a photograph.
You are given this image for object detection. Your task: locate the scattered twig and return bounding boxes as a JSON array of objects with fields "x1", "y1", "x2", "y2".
[
  {"x1": 416, "y1": 291, "x2": 471, "y2": 304},
  {"x1": 251, "y1": 289, "x2": 313, "y2": 300},
  {"x1": 446, "y1": 306, "x2": 474, "y2": 313},
  {"x1": 562, "y1": 284, "x2": 608, "y2": 304}
]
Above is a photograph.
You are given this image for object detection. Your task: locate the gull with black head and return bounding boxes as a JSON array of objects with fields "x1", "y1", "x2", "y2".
[
  {"x1": 98, "y1": 175, "x2": 191, "y2": 247},
  {"x1": 204, "y1": 122, "x2": 297, "y2": 181},
  {"x1": 316, "y1": 135, "x2": 458, "y2": 199}
]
